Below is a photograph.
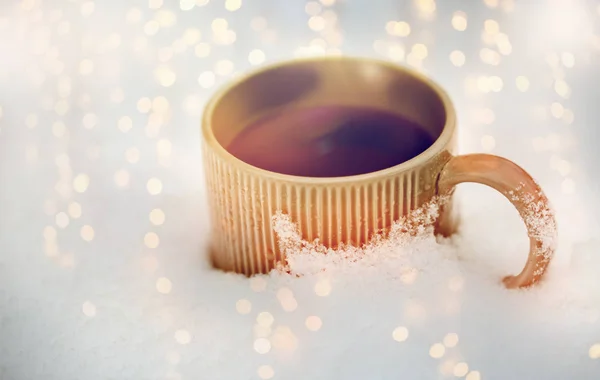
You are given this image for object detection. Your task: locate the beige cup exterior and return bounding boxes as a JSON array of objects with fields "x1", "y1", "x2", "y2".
[{"x1": 201, "y1": 57, "x2": 458, "y2": 275}]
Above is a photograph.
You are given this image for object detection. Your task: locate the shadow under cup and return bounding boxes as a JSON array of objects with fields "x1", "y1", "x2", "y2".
[{"x1": 202, "y1": 58, "x2": 458, "y2": 275}]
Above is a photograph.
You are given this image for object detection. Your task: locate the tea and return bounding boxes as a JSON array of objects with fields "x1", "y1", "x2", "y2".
[{"x1": 227, "y1": 105, "x2": 436, "y2": 177}]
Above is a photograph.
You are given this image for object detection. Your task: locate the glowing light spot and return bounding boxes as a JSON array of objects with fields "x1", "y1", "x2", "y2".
[
  {"x1": 454, "y1": 362, "x2": 469, "y2": 377},
  {"x1": 452, "y1": 11, "x2": 467, "y2": 31},
  {"x1": 429, "y1": 343, "x2": 446, "y2": 359},
  {"x1": 147, "y1": 178, "x2": 163, "y2": 195},
  {"x1": 589, "y1": 344, "x2": 600, "y2": 359},
  {"x1": 305, "y1": 316, "x2": 322, "y2": 331},
  {"x1": 80, "y1": 225, "x2": 95, "y2": 242},
  {"x1": 248, "y1": 49, "x2": 266, "y2": 65},
  {"x1": 257, "y1": 365, "x2": 274, "y2": 379},
  {"x1": 443, "y1": 333, "x2": 459, "y2": 347},
  {"x1": 45, "y1": 241, "x2": 59, "y2": 257},
  {"x1": 550, "y1": 102, "x2": 564, "y2": 119},
  {"x1": 152, "y1": 96, "x2": 169, "y2": 114},
  {"x1": 272, "y1": 326, "x2": 298, "y2": 351},
  {"x1": 484, "y1": 19, "x2": 499, "y2": 34},
  {"x1": 308, "y1": 16, "x2": 326, "y2": 31},
  {"x1": 174, "y1": 329, "x2": 191, "y2": 344},
  {"x1": 155, "y1": 10, "x2": 176, "y2": 27},
  {"x1": 235, "y1": 299, "x2": 252, "y2": 314},
  {"x1": 477, "y1": 76, "x2": 491, "y2": 93},
  {"x1": 144, "y1": 20, "x2": 160, "y2": 35},
  {"x1": 180, "y1": 0, "x2": 195, "y2": 11},
  {"x1": 137, "y1": 98, "x2": 152, "y2": 113},
  {"x1": 480, "y1": 48, "x2": 500, "y2": 65},
  {"x1": 79, "y1": 59, "x2": 94, "y2": 75},
  {"x1": 250, "y1": 277, "x2": 267, "y2": 292},
  {"x1": 481, "y1": 135, "x2": 496, "y2": 151},
  {"x1": 182, "y1": 28, "x2": 201, "y2": 45},
  {"x1": 73, "y1": 174, "x2": 90, "y2": 193},
  {"x1": 195, "y1": 43, "x2": 210, "y2": 57},
  {"x1": 415, "y1": 0, "x2": 436, "y2": 15},
  {"x1": 25, "y1": 114, "x2": 38, "y2": 128},
  {"x1": 496, "y1": 33, "x2": 512, "y2": 55},
  {"x1": 54, "y1": 100, "x2": 69, "y2": 117},
  {"x1": 561, "y1": 52, "x2": 575, "y2": 68},
  {"x1": 450, "y1": 50, "x2": 465, "y2": 67},
  {"x1": 126, "y1": 147, "x2": 140, "y2": 163},
  {"x1": 257, "y1": 312, "x2": 274, "y2": 327},
  {"x1": 215, "y1": 60, "x2": 234, "y2": 76},
  {"x1": 315, "y1": 279, "x2": 331, "y2": 296},
  {"x1": 154, "y1": 66, "x2": 176, "y2": 87},
  {"x1": 489, "y1": 76, "x2": 503, "y2": 92},
  {"x1": 198, "y1": 71, "x2": 216, "y2": 88},
  {"x1": 225, "y1": 0, "x2": 241, "y2": 11},
  {"x1": 149, "y1": 0, "x2": 163, "y2": 9},
  {"x1": 411, "y1": 43, "x2": 428, "y2": 60},
  {"x1": 118, "y1": 116, "x2": 133, "y2": 133},
  {"x1": 126, "y1": 8, "x2": 142, "y2": 24},
  {"x1": 562, "y1": 109, "x2": 574, "y2": 124},
  {"x1": 156, "y1": 139, "x2": 172, "y2": 157},
  {"x1": 277, "y1": 287, "x2": 298, "y2": 312},
  {"x1": 43, "y1": 226, "x2": 57, "y2": 240},
  {"x1": 156, "y1": 277, "x2": 172, "y2": 294},
  {"x1": 21, "y1": 0, "x2": 35, "y2": 11},
  {"x1": 251, "y1": 17, "x2": 267, "y2": 31},
  {"x1": 80, "y1": 1, "x2": 95, "y2": 17},
  {"x1": 114, "y1": 169, "x2": 130, "y2": 188},
  {"x1": 466, "y1": 371, "x2": 481, "y2": 380},
  {"x1": 144, "y1": 232, "x2": 160, "y2": 248},
  {"x1": 305, "y1": 2, "x2": 321, "y2": 15},
  {"x1": 254, "y1": 338, "x2": 271, "y2": 354},
  {"x1": 388, "y1": 45, "x2": 405, "y2": 61},
  {"x1": 554, "y1": 80, "x2": 570, "y2": 98},
  {"x1": 52, "y1": 121, "x2": 67, "y2": 137},
  {"x1": 82, "y1": 301, "x2": 96, "y2": 317},
  {"x1": 439, "y1": 359, "x2": 456, "y2": 376},
  {"x1": 110, "y1": 88, "x2": 124, "y2": 103},
  {"x1": 149, "y1": 209, "x2": 165, "y2": 226},
  {"x1": 392, "y1": 326, "x2": 409, "y2": 342},
  {"x1": 516, "y1": 76, "x2": 529, "y2": 92},
  {"x1": 387, "y1": 21, "x2": 411, "y2": 37},
  {"x1": 211, "y1": 18, "x2": 228, "y2": 32}
]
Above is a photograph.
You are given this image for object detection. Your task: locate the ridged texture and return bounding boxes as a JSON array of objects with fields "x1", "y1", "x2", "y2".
[{"x1": 203, "y1": 141, "x2": 447, "y2": 275}]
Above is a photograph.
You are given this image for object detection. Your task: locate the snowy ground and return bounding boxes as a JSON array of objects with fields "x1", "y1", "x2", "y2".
[{"x1": 1, "y1": 0, "x2": 599, "y2": 379}]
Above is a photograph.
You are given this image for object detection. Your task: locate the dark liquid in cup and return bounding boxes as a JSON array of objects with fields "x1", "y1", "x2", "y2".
[{"x1": 227, "y1": 105, "x2": 436, "y2": 177}]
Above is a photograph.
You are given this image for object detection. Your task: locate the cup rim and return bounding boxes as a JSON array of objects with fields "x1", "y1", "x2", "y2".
[{"x1": 201, "y1": 55, "x2": 457, "y2": 184}]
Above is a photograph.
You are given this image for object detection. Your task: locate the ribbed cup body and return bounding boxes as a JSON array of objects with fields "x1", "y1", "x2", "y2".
[
  {"x1": 201, "y1": 57, "x2": 458, "y2": 275},
  {"x1": 203, "y1": 140, "x2": 455, "y2": 275}
]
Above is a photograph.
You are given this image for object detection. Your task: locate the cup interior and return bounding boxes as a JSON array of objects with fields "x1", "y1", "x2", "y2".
[{"x1": 207, "y1": 58, "x2": 449, "y2": 176}]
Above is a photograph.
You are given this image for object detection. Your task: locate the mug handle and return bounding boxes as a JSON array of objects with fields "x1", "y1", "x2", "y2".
[{"x1": 436, "y1": 154, "x2": 558, "y2": 289}]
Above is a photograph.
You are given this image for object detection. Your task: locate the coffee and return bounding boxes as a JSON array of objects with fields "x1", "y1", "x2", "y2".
[{"x1": 227, "y1": 105, "x2": 436, "y2": 177}]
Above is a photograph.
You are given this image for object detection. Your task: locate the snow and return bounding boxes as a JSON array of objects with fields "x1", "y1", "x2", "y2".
[{"x1": 0, "y1": 0, "x2": 599, "y2": 379}]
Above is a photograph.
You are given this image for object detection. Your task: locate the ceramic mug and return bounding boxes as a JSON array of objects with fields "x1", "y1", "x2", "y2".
[{"x1": 201, "y1": 56, "x2": 557, "y2": 288}]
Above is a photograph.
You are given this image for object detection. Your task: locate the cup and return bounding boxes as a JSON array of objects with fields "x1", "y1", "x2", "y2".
[{"x1": 201, "y1": 56, "x2": 557, "y2": 289}]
